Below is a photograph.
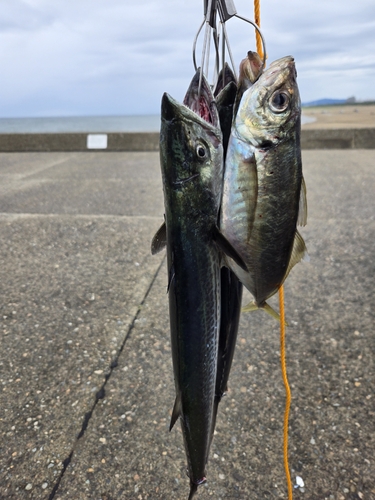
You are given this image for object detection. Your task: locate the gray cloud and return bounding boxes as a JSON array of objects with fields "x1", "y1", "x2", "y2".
[{"x1": 0, "y1": 0, "x2": 374, "y2": 116}]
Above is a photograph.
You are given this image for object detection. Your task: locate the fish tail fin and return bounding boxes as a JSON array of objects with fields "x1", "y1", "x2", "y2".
[
  {"x1": 169, "y1": 396, "x2": 181, "y2": 431},
  {"x1": 188, "y1": 482, "x2": 198, "y2": 500}
]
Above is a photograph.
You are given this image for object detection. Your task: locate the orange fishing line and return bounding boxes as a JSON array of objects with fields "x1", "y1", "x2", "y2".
[
  {"x1": 279, "y1": 285, "x2": 293, "y2": 499},
  {"x1": 253, "y1": 0, "x2": 263, "y2": 59},
  {"x1": 254, "y1": 0, "x2": 292, "y2": 489}
]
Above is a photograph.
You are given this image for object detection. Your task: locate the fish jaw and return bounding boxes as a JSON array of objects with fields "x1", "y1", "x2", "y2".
[
  {"x1": 183, "y1": 68, "x2": 220, "y2": 128},
  {"x1": 216, "y1": 81, "x2": 238, "y2": 153},
  {"x1": 213, "y1": 62, "x2": 237, "y2": 97},
  {"x1": 233, "y1": 50, "x2": 263, "y2": 122},
  {"x1": 238, "y1": 50, "x2": 263, "y2": 88}
]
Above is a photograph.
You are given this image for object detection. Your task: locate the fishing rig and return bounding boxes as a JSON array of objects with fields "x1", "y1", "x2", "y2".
[
  {"x1": 192, "y1": 2, "x2": 294, "y2": 499},
  {"x1": 192, "y1": 0, "x2": 267, "y2": 95}
]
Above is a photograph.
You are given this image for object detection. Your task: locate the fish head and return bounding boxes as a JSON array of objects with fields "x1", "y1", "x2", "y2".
[
  {"x1": 213, "y1": 62, "x2": 237, "y2": 97},
  {"x1": 235, "y1": 56, "x2": 301, "y2": 147},
  {"x1": 238, "y1": 50, "x2": 263, "y2": 86},
  {"x1": 160, "y1": 69, "x2": 223, "y2": 206}
]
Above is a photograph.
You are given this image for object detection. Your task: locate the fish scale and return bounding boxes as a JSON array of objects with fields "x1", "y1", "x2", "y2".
[
  {"x1": 221, "y1": 133, "x2": 257, "y2": 255},
  {"x1": 220, "y1": 56, "x2": 307, "y2": 320},
  {"x1": 249, "y1": 145, "x2": 301, "y2": 302}
]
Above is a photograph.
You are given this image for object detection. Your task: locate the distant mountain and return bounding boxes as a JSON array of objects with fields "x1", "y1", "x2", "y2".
[{"x1": 302, "y1": 98, "x2": 347, "y2": 107}]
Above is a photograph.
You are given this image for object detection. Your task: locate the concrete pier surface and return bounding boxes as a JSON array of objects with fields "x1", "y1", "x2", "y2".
[
  {"x1": 0, "y1": 150, "x2": 374, "y2": 499},
  {"x1": 302, "y1": 104, "x2": 375, "y2": 130}
]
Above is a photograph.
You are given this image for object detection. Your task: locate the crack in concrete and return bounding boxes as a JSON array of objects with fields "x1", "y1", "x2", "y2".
[{"x1": 48, "y1": 254, "x2": 166, "y2": 500}]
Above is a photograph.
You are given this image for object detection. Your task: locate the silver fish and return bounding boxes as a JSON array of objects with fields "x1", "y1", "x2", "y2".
[
  {"x1": 220, "y1": 56, "x2": 307, "y2": 320},
  {"x1": 211, "y1": 53, "x2": 264, "y2": 438},
  {"x1": 157, "y1": 69, "x2": 246, "y2": 499}
]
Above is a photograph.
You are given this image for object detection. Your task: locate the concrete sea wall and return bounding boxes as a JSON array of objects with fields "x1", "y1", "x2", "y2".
[{"x1": 0, "y1": 128, "x2": 374, "y2": 152}]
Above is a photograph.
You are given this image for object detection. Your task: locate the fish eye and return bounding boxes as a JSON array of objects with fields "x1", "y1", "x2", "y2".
[
  {"x1": 269, "y1": 91, "x2": 290, "y2": 112},
  {"x1": 196, "y1": 144, "x2": 207, "y2": 158}
]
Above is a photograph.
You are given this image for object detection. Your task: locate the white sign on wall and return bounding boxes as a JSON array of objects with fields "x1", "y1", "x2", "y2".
[{"x1": 87, "y1": 134, "x2": 108, "y2": 149}]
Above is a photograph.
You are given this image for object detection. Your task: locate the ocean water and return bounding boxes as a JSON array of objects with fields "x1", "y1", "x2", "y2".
[
  {"x1": 0, "y1": 113, "x2": 313, "y2": 134},
  {"x1": 0, "y1": 115, "x2": 162, "y2": 133}
]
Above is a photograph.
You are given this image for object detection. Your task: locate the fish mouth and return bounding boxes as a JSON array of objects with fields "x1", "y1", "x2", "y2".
[
  {"x1": 255, "y1": 55, "x2": 299, "y2": 123},
  {"x1": 213, "y1": 62, "x2": 236, "y2": 96},
  {"x1": 239, "y1": 50, "x2": 264, "y2": 84},
  {"x1": 183, "y1": 68, "x2": 220, "y2": 128},
  {"x1": 161, "y1": 71, "x2": 221, "y2": 135},
  {"x1": 268, "y1": 56, "x2": 295, "y2": 72},
  {"x1": 263, "y1": 56, "x2": 296, "y2": 87}
]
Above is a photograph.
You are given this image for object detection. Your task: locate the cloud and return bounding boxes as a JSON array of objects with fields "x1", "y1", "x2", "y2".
[
  {"x1": 0, "y1": 1, "x2": 54, "y2": 32},
  {"x1": 0, "y1": 0, "x2": 374, "y2": 116}
]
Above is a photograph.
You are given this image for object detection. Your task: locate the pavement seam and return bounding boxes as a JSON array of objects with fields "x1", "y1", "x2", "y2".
[
  {"x1": 18, "y1": 154, "x2": 80, "y2": 180},
  {"x1": 47, "y1": 254, "x2": 166, "y2": 500},
  {"x1": 0, "y1": 155, "x2": 79, "y2": 196}
]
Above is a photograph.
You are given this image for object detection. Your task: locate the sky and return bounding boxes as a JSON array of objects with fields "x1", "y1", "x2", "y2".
[{"x1": 1, "y1": 0, "x2": 375, "y2": 117}]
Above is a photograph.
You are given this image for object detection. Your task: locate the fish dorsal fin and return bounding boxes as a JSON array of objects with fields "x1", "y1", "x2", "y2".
[
  {"x1": 298, "y1": 177, "x2": 308, "y2": 227},
  {"x1": 169, "y1": 396, "x2": 181, "y2": 431},
  {"x1": 284, "y1": 230, "x2": 308, "y2": 282},
  {"x1": 151, "y1": 222, "x2": 167, "y2": 255},
  {"x1": 212, "y1": 227, "x2": 248, "y2": 272}
]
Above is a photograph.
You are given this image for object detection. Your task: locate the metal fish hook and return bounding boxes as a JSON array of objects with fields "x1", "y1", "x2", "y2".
[
  {"x1": 193, "y1": 0, "x2": 267, "y2": 96},
  {"x1": 233, "y1": 13, "x2": 267, "y2": 69}
]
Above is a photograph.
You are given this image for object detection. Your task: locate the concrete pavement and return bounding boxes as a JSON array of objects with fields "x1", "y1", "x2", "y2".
[{"x1": 0, "y1": 150, "x2": 374, "y2": 499}]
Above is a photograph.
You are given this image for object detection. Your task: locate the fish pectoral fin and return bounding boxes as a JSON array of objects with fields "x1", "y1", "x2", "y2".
[
  {"x1": 169, "y1": 396, "x2": 181, "y2": 431},
  {"x1": 151, "y1": 221, "x2": 167, "y2": 255},
  {"x1": 213, "y1": 227, "x2": 248, "y2": 272},
  {"x1": 298, "y1": 177, "x2": 308, "y2": 227},
  {"x1": 284, "y1": 230, "x2": 309, "y2": 282}
]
